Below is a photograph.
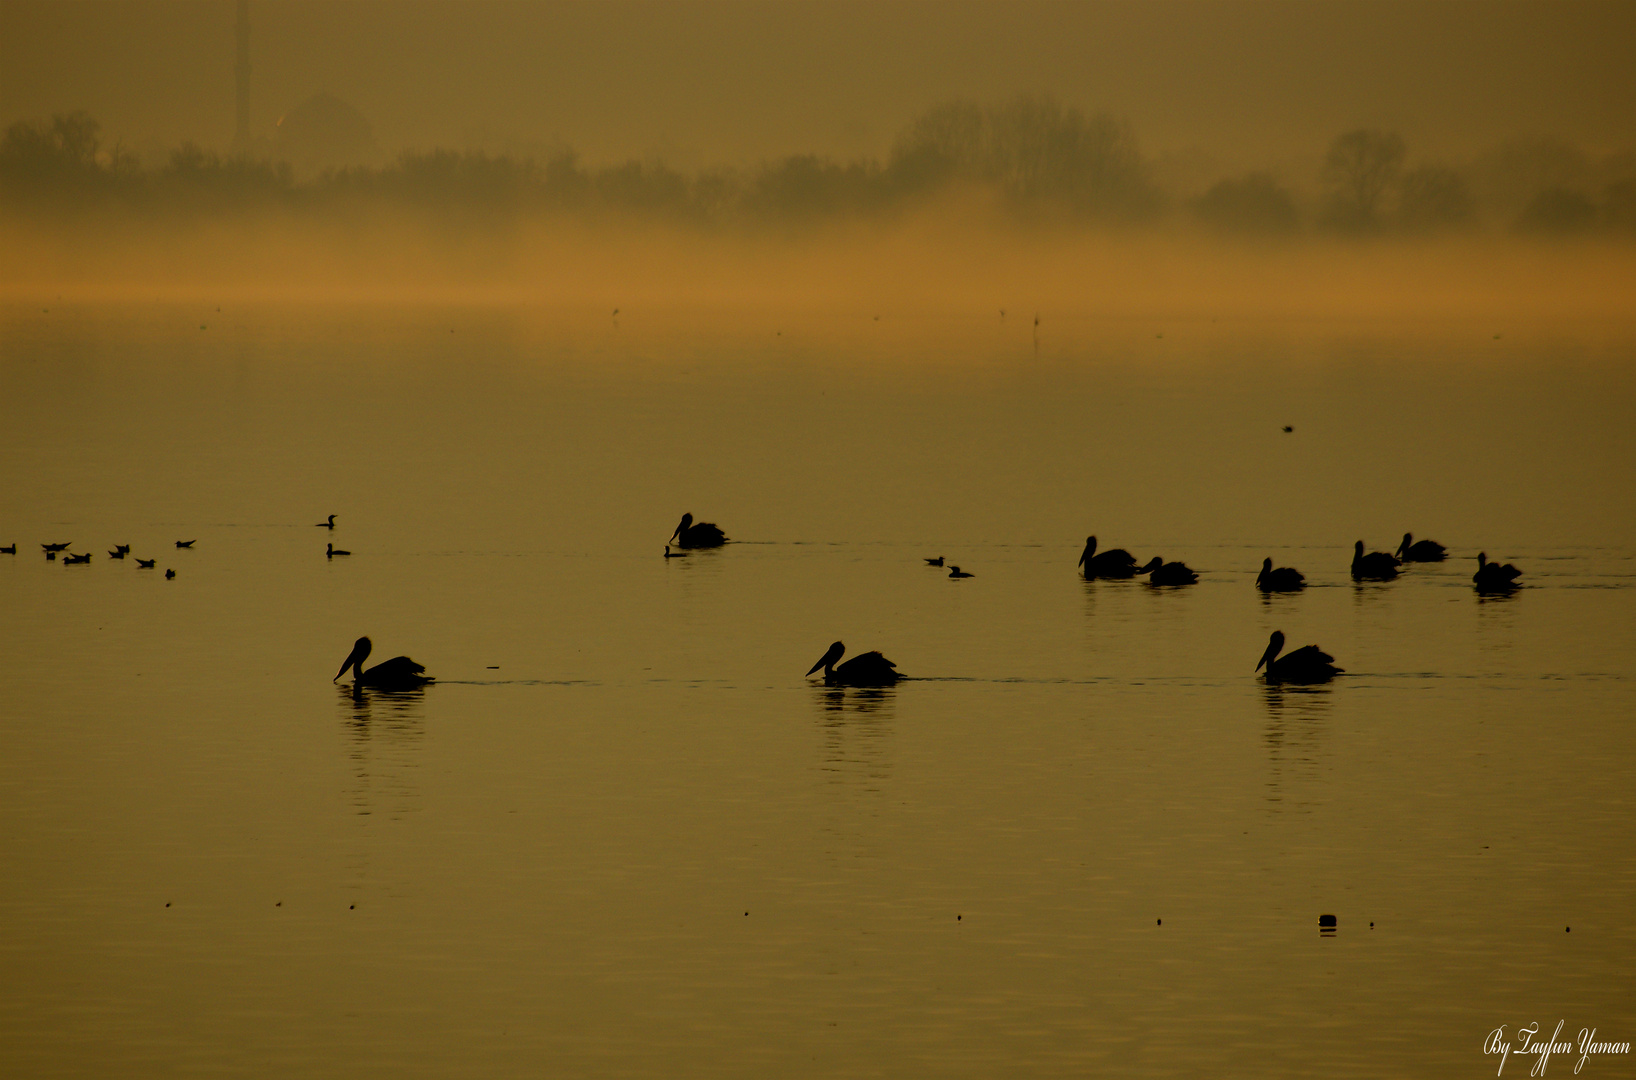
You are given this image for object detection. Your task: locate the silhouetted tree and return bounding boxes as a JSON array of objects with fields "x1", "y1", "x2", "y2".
[
  {"x1": 1396, "y1": 165, "x2": 1474, "y2": 232},
  {"x1": 1319, "y1": 128, "x2": 1405, "y2": 231},
  {"x1": 1192, "y1": 173, "x2": 1299, "y2": 235}
]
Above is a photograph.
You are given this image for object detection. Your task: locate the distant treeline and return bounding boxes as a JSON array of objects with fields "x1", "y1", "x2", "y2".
[{"x1": 4, "y1": 98, "x2": 1633, "y2": 238}]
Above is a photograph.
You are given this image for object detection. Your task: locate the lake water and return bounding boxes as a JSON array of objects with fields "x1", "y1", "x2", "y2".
[{"x1": 2, "y1": 301, "x2": 1632, "y2": 1077}]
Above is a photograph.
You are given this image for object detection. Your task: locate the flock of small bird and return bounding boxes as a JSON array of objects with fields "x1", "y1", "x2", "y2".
[{"x1": 8, "y1": 515, "x2": 357, "y2": 582}]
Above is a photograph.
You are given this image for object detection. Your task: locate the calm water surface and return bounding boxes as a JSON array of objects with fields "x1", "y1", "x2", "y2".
[{"x1": 2, "y1": 303, "x2": 1633, "y2": 1077}]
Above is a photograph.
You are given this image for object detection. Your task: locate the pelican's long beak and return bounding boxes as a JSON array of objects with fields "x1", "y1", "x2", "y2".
[
  {"x1": 806, "y1": 642, "x2": 843, "y2": 677},
  {"x1": 1255, "y1": 637, "x2": 1280, "y2": 673},
  {"x1": 335, "y1": 638, "x2": 370, "y2": 681}
]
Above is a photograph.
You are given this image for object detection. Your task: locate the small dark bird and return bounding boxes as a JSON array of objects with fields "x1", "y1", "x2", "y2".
[
  {"x1": 1283, "y1": 425, "x2": 1294, "y2": 433},
  {"x1": 1078, "y1": 536, "x2": 1140, "y2": 579},
  {"x1": 948, "y1": 566, "x2": 974, "y2": 578},
  {"x1": 136, "y1": 558, "x2": 157, "y2": 568},
  {"x1": 1256, "y1": 630, "x2": 1343, "y2": 683},
  {"x1": 1256, "y1": 558, "x2": 1305, "y2": 592},
  {"x1": 670, "y1": 513, "x2": 727, "y2": 549},
  {"x1": 805, "y1": 641, "x2": 901, "y2": 686},
  {"x1": 115, "y1": 544, "x2": 130, "y2": 555},
  {"x1": 47, "y1": 552, "x2": 55, "y2": 560},
  {"x1": 165, "y1": 568, "x2": 175, "y2": 579},
  {"x1": 1396, "y1": 532, "x2": 1447, "y2": 562},
  {"x1": 41, "y1": 542, "x2": 71, "y2": 552},
  {"x1": 1473, "y1": 552, "x2": 1523, "y2": 591},
  {"x1": 664, "y1": 545, "x2": 685, "y2": 558},
  {"x1": 334, "y1": 636, "x2": 433, "y2": 688},
  {"x1": 176, "y1": 540, "x2": 195, "y2": 549},
  {"x1": 1137, "y1": 557, "x2": 1198, "y2": 585},
  {"x1": 63, "y1": 552, "x2": 91, "y2": 564},
  {"x1": 316, "y1": 515, "x2": 336, "y2": 528},
  {"x1": 327, "y1": 543, "x2": 350, "y2": 558},
  {"x1": 924, "y1": 556, "x2": 944, "y2": 566},
  {"x1": 108, "y1": 549, "x2": 126, "y2": 559},
  {"x1": 1351, "y1": 540, "x2": 1400, "y2": 580},
  {"x1": 0, "y1": 543, "x2": 15, "y2": 554}
]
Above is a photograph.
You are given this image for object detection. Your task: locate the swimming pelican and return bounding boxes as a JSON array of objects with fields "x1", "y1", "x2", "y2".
[
  {"x1": 176, "y1": 540, "x2": 196, "y2": 549},
  {"x1": 108, "y1": 548, "x2": 126, "y2": 559},
  {"x1": 327, "y1": 543, "x2": 350, "y2": 558},
  {"x1": 63, "y1": 552, "x2": 91, "y2": 564},
  {"x1": 316, "y1": 515, "x2": 336, "y2": 528},
  {"x1": 1396, "y1": 533, "x2": 1447, "y2": 562},
  {"x1": 136, "y1": 558, "x2": 157, "y2": 568},
  {"x1": 0, "y1": 543, "x2": 15, "y2": 554},
  {"x1": 41, "y1": 542, "x2": 70, "y2": 553},
  {"x1": 805, "y1": 641, "x2": 901, "y2": 686},
  {"x1": 948, "y1": 566, "x2": 974, "y2": 578},
  {"x1": 670, "y1": 513, "x2": 726, "y2": 549},
  {"x1": 1256, "y1": 558, "x2": 1305, "y2": 591},
  {"x1": 1351, "y1": 540, "x2": 1399, "y2": 580},
  {"x1": 334, "y1": 636, "x2": 433, "y2": 688},
  {"x1": 1137, "y1": 557, "x2": 1198, "y2": 585},
  {"x1": 1256, "y1": 630, "x2": 1343, "y2": 683},
  {"x1": 1473, "y1": 553, "x2": 1522, "y2": 591},
  {"x1": 924, "y1": 556, "x2": 944, "y2": 566},
  {"x1": 1078, "y1": 536, "x2": 1140, "y2": 579}
]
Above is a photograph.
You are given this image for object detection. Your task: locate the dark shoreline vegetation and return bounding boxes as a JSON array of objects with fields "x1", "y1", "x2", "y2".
[{"x1": 5, "y1": 97, "x2": 1634, "y2": 239}]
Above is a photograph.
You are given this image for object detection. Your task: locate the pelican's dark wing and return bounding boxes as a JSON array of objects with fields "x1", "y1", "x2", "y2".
[
  {"x1": 365, "y1": 656, "x2": 429, "y2": 683},
  {"x1": 833, "y1": 651, "x2": 901, "y2": 685}
]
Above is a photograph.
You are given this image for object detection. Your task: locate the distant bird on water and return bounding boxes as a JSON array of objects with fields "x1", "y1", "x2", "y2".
[
  {"x1": 1473, "y1": 553, "x2": 1523, "y2": 591},
  {"x1": 41, "y1": 542, "x2": 71, "y2": 553},
  {"x1": 114, "y1": 544, "x2": 130, "y2": 555},
  {"x1": 805, "y1": 641, "x2": 901, "y2": 686},
  {"x1": 327, "y1": 543, "x2": 350, "y2": 558},
  {"x1": 924, "y1": 556, "x2": 944, "y2": 567},
  {"x1": 165, "y1": 569, "x2": 175, "y2": 579},
  {"x1": 1351, "y1": 540, "x2": 1399, "y2": 580},
  {"x1": 1256, "y1": 630, "x2": 1343, "y2": 683},
  {"x1": 670, "y1": 513, "x2": 726, "y2": 549},
  {"x1": 316, "y1": 515, "x2": 337, "y2": 529},
  {"x1": 334, "y1": 636, "x2": 433, "y2": 689},
  {"x1": 107, "y1": 548, "x2": 126, "y2": 559},
  {"x1": 63, "y1": 552, "x2": 91, "y2": 564},
  {"x1": 136, "y1": 558, "x2": 157, "y2": 568},
  {"x1": 0, "y1": 543, "x2": 15, "y2": 555},
  {"x1": 1137, "y1": 557, "x2": 1198, "y2": 585},
  {"x1": 1396, "y1": 532, "x2": 1447, "y2": 562},
  {"x1": 948, "y1": 565, "x2": 974, "y2": 578},
  {"x1": 1078, "y1": 536, "x2": 1140, "y2": 579},
  {"x1": 176, "y1": 540, "x2": 196, "y2": 549},
  {"x1": 1256, "y1": 558, "x2": 1305, "y2": 592}
]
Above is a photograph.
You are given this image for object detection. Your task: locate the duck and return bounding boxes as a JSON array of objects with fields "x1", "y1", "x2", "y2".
[
  {"x1": 924, "y1": 556, "x2": 944, "y2": 567},
  {"x1": 136, "y1": 558, "x2": 157, "y2": 568},
  {"x1": 1350, "y1": 540, "x2": 1399, "y2": 580},
  {"x1": 316, "y1": 515, "x2": 337, "y2": 529},
  {"x1": 176, "y1": 540, "x2": 196, "y2": 549},
  {"x1": 1396, "y1": 533, "x2": 1447, "y2": 562},
  {"x1": 333, "y1": 636, "x2": 433, "y2": 688},
  {"x1": 1473, "y1": 552, "x2": 1523, "y2": 591},
  {"x1": 1078, "y1": 535, "x2": 1140, "y2": 579},
  {"x1": 1256, "y1": 630, "x2": 1343, "y2": 683},
  {"x1": 948, "y1": 565, "x2": 974, "y2": 578},
  {"x1": 326, "y1": 543, "x2": 350, "y2": 558},
  {"x1": 669, "y1": 513, "x2": 727, "y2": 549},
  {"x1": 1256, "y1": 558, "x2": 1305, "y2": 591},
  {"x1": 63, "y1": 552, "x2": 92, "y2": 564},
  {"x1": 107, "y1": 548, "x2": 126, "y2": 559},
  {"x1": 1137, "y1": 557, "x2": 1198, "y2": 585},
  {"x1": 805, "y1": 641, "x2": 901, "y2": 686}
]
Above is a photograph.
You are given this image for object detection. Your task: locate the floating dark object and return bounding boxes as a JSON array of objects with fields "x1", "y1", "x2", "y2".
[
  {"x1": 47, "y1": 552, "x2": 56, "y2": 561},
  {"x1": 115, "y1": 544, "x2": 130, "y2": 555},
  {"x1": 334, "y1": 636, "x2": 433, "y2": 688},
  {"x1": 1396, "y1": 532, "x2": 1446, "y2": 562},
  {"x1": 1319, "y1": 914, "x2": 1337, "y2": 928},
  {"x1": 1351, "y1": 540, "x2": 1400, "y2": 580},
  {"x1": 1473, "y1": 552, "x2": 1523, "y2": 591},
  {"x1": 108, "y1": 549, "x2": 125, "y2": 559},
  {"x1": 670, "y1": 513, "x2": 726, "y2": 548},
  {"x1": 41, "y1": 542, "x2": 71, "y2": 552},
  {"x1": 805, "y1": 641, "x2": 901, "y2": 686},
  {"x1": 63, "y1": 552, "x2": 91, "y2": 564},
  {"x1": 326, "y1": 543, "x2": 350, "y2": 558},
  {"x1": 948, "y1": 566, "x2": 974, "y2": 578},
  {"x1": 1078, "y1": 535, "x2": 1140, "y2": 579},
  {"x1": 1138, "y1": 557, "x2": 1197, "y2": 585},
  {"x1": 1256, "y1": 630, "x2": 1342, "y2": 683},
  {"x1": 136, "y1": 559, "x2": 157, "y2": 569},
  {"x1": 1283, "y1": 425, "x2": 1294, "y2": 433},
  {"x1": 165, "y1": 569, "x2": 175, "y2": 579},
  {"x1": 924, "y1": 556, "x2": 944, "y2": 567},
  {"x1": 316, "y1": 515, "x2": 336, "y2": 528},
  {"x1": 0, "y1": 543, "x2": 15, "y2": 555},
  {"x1": 176, "y1": 540, "x2": 196, "y2": 549},
  {"x1": 1256, "y1": 558, "x2": 1305, "y2": 592}
]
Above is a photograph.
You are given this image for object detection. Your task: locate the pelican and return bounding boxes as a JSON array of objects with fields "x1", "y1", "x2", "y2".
[
  {"x1": 316, "y1": 515, "x2": 337, "y2": 528},
  {"x1": 108, "y1": 548, "x2": 126, "y2": 559},
  {"x1": 1351, "y1": 540, "x2": 1399, "y2": 580},
  {"x1": 670, "y1": 513, "x2": 726, "y2": 549},
  {"x1": 1396, "y1": 533, "x2": 1446, "y2": 562},
  {"x1": 176, "y1": 540, "x2": 196, "y2": 549},
  {"x1": 114, "y1": 544, "x2": 130, "y2": 555},
  {"x1": 136, "y1": 558, "x2": 157, "y2": 568},
  {"x1": 327, "y1": 543, "x2": 350, "y2": 558},
  {"x1": 165, "y1": 568, "x2": 175, "y2": 579},
  {"x1": 948, "y1": 565, "x2": 974, "y2": 578},
  {"x1": 41, "y1": 542, "x2": 71, "y2": 552},
  {"x1": 1473, "y1": 553, "x2": 1522, "y2": 591},
  {"x1": 0, "y1": 543, "x2": 15, "y2": 554},
  {"x1": 1256, "y1": 630, "x2": 1343, "y2": 683},
  {"x1": 334, "y1": 636, "x2": 433, "y2": 688},
  {"x1": 1078, "y1": 536, "x2": 1140, "y2": 579},
  {"x1": 924, "y1": 556, "x2": 944, "y2": 566},
  {"x1": 1256, "y1": 558, "x2": 1305, "y2": 591},
  {"x1": 63, "y1": 552, "x2": 91, "y2": 564},
  {"x1": 805, "y1": 641, "x2": 901, "y2": 686},
  {"x1": 1137, "y1": 557, "x2": 1198, "y2": 585}
]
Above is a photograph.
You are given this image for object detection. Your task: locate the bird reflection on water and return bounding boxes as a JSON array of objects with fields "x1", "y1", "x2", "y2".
[
  {"x1": 1261, "y1": 682, "x2": 1334, "y2": 812},
  {"x1": 336, "y1": 683, "x2": 426, "y2": 821},
  {"x1": 813, "y1": 684, "x2": 897, "y2": 794}
]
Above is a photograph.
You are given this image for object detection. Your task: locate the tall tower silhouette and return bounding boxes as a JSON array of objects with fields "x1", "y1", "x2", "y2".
[{"x1": 233, "y1": 0, "x2": 251, "y2": 152}]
